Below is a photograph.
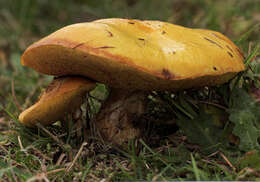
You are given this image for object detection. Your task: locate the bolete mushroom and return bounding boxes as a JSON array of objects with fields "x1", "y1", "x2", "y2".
[{"x1": 19, "y1": 18, "x2": 245, "y2": 144}]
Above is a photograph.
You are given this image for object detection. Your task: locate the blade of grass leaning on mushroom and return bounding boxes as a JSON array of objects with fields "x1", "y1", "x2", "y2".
[{"x1": 19, "y1": 18, "x2": 245, "y2": 145}]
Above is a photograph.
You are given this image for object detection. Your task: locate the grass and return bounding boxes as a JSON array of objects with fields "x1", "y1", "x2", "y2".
[{"x1": 0, "y1": 0, "x2": 260, "y2": 181}]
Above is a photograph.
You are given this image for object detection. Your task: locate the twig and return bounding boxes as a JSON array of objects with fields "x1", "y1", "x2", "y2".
[
  {"x1": 219, "y1": 152, "x2": 236, "y2": 171},
  {"x1": 201, "y1": 158, "x2": 232, "y2": 174},
  {"x1": 88, "y1": 173, "x2": 100, "y2": 181},
  {"x1": 17, "y1": 135, "x2": 24, "y2": 151},
  {"x1": 26, "y1": 173, "x2": 50, "y2": 182},
  {"x1": 65, "y1": 142, "x2": 87, "y2": 173},
  {"x1": 0, "y1": 144, "x2": 9, "y2": 154},
  {"x1": 201, "y1": 159, "x2": 214, "y2": 165},
  {"x1": 52, "y1": 142, "x2": 88, "y2": 182},
  {"x1": 31, "y1": 147, "x2": 52, "y2": 161},
  {"x1": 196, "y1": 100, "x2": 227, "y2": 110},
  {"x1": 236, "y1": 167, "x2": 258, "y2": 180},
  {"x1": 46, "y1": 168, "x2": 65, "y2": 175},
  {"x1": 207, "y1": 151, "x2": 219, "y2": 157},
  {"x1": 55, "y1": 153, "x2": 66, "y2": 166}
]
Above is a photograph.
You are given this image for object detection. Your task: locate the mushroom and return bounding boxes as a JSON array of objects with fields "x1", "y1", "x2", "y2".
[
  {"x1": 19, "y1": 76, "x2": 96, "y2": 126},
  {"x1": 19, "y1": 18, "x2": 245, "y2": 144}
]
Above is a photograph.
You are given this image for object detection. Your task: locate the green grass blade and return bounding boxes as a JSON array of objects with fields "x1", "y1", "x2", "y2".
[{"x1": 191, "y1": 154, "x2": 201, "y2": 181}]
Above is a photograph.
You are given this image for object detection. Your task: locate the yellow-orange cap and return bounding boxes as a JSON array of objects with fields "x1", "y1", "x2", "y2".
[{"x1": 21, "y1": 18, "x2": 245, "y2": 90}]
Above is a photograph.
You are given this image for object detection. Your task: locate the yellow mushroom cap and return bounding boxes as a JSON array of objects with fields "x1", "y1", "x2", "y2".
[
  {"x1": 19, "y1": 77, "x2": 96, "y2": 126},
  {"x1": 21, "y1": 18, "x2": 245, "y2": 90}
]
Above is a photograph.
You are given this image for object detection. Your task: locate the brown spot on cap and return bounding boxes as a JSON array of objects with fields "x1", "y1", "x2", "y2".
[
  {"x1": 162, "y1": 69, "x2": 173, "y2": 80},
  {"x1": 105, "y1": 30, "x2": 113, "y2": 37},
  {"x1": 72, "y1": 43, "x2": 85, "y2": 49},
  {"x1": 138, "y1": 38, "x2": 145, "y2": 41},
  {"x1": 211, "y1": 33, "x2": 224, "y2": 40},
  {"x1": 204, "y1": 37, "x2": 223, "y2": 49},
  {"x1": 128, "y1": 22, "x2": 135, "y2": 24},
  {"x1": 162, "y1": 30, "x2": 166, "y2": 34},
  {"x1": 95, "y1": 46, "x2": 115, "y2": 49},
  {"x1": 226, "y1": 45, "x2": 234, "y2": 53},
  {"x1": 227, "y1": 51, "x2": 233, "y2": 58}
]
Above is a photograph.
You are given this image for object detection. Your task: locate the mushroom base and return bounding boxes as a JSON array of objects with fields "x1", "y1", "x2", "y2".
[{"x1": 96, "y1": 88, "x2": 147, "y2": 145}]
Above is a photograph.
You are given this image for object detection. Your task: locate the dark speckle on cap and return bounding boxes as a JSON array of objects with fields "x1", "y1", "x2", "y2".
[
  {"x1": 226, "y1": 45, "x2": 234, "y2": 53},
  {"x1": 105, "y1": 30, "x2": 113, "y2": 37},
  {"x1": 162, "y1": 69, "x2": 174, "y2": 80},
  {"x1": 204, "y1": 37, "x2": 223, "y2": 49},
  {"x1": 227, "y1": 51, "x2": 233, "y2": 58}
]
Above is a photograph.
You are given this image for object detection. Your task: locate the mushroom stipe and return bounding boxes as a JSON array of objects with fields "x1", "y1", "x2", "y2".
[{"x1": 19, "y1": 18, "x2": 245, "y2": 144}]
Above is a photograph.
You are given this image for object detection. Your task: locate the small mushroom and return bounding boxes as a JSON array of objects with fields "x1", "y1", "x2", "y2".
[
  {"x1": 19, "y1": 76, "x2": 96, "y2": 126},
  {"x1": 19, "y1": 18, "x2": 245, "y2": 144}
]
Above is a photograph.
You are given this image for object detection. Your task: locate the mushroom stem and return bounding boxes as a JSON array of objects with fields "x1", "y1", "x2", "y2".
[{"x1": 96, "y1": 88, "x2": 148, "y2": 145}]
